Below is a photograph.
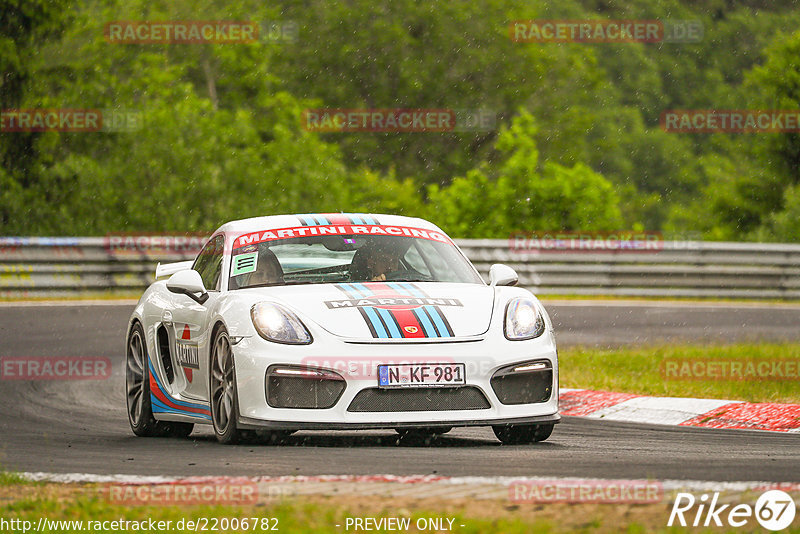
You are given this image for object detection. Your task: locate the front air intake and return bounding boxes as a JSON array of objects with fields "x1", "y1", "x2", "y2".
[
  {"x1": 347, "y1": 386, "x2": 490, "y2": 412},
  {"x1": 490, "y1": 360, "x2": 553, "y2": 405},
  {"x1": 266, "y1": 366, "x2": 346, "y2": 409}
]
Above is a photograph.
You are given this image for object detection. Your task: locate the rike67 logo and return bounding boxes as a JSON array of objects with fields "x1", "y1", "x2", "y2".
[{"x1": 668, "y1": 490, "x2": 796, "y2": 531}]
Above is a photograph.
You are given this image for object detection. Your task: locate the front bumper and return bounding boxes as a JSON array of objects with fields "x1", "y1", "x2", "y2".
[
  {"x1": 233, "y1": 330, "x2": 559, "y2": 430},
  {"x1": 237, "y1": 413, "x2": 561, "y2": 431}
]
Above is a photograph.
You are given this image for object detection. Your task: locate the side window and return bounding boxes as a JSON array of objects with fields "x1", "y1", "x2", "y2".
[{"x1": 192, "y1": 235, "x2": 224, "y2": 291}]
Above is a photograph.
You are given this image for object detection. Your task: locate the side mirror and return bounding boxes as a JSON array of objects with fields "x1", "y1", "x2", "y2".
[
  {"x1": 489, "y1": 264, "x2": 518, "y2": 287},
  {"x1": 166, "y1": 270, "x2": 209, "y2": 304}
]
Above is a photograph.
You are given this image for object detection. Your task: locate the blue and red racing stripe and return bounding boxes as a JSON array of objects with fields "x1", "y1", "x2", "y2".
[
  {"x1": 335, "y1": 282, "x2": 454, "y2": 339},
  {"x1": 297, "y1": 213, "x2": 380, "y2": 226},
  {"x1": 148, "y1": 360, "x2": 211, "y2": 420}
]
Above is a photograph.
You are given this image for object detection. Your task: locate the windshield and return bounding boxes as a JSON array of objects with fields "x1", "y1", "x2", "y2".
[{"x1": 228, "y1": 232, "x2": 483, "y2": 289}]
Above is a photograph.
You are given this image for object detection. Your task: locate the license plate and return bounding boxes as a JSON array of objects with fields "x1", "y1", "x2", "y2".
[{"x1": 377, "y1": 363, "x2": 466, "y2": 388}]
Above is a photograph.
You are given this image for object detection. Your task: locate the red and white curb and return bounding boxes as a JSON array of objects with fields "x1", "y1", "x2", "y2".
[{"x1": 559, "y1": 389, "x2": 800, "y2": 433}]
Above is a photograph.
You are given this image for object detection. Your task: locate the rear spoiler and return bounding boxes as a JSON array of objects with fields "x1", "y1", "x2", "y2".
[{"x1": 155, "y1": 260, "x2": 194, "y2": 280}]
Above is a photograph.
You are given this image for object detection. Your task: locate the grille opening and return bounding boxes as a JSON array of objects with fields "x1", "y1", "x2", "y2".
[
  {"x1": 266, "y1": 367, "x2": 345, "y2": 409},
  {"x1": 156, "y1": 325, "x2": 174, "y2": 384},
  {"x1": 348, "y1": 386, "x2": 490, "y2": 412},
  {"x1": 490, "y1": 361, "x2": 553, "y2": 405}
]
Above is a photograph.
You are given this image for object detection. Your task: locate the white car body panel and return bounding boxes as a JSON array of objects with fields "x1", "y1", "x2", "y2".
[
  {"x1": 253, "y1": 283, "x2": 494, "y2": 339},
  {"x1": 154, "y1": 260, "x2": 194, "y2": 280}
]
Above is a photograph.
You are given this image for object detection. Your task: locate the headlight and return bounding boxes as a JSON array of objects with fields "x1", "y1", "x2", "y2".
[
  {"x1": 251, "y1": 302, "x2": 312, "y2": 345},
  {"x1": 504, "y1": 298, "x2": 546, "y2": 340}
]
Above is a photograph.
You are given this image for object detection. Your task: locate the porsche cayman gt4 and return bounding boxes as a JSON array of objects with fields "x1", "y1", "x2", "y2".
[{"x1": 125, "y1": 213, "x2": 560, "y2": 444}]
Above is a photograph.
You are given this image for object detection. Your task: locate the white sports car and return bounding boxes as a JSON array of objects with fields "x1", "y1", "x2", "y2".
[{"x1": 126, "y1": 214, "x2": 560, "y2": 444}]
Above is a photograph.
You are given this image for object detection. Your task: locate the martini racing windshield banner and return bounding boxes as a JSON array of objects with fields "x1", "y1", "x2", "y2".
[{"x1": 233, "y1": 225, "x2": 453, "y2": 249}]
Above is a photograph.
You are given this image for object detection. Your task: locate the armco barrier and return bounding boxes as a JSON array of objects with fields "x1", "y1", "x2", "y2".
[
  {"x1": 1, "y1": 237, "x2": 799, "y2": 299},
  {"x1": 460, "y1": 239, "x2": 800, "y2": 299}
]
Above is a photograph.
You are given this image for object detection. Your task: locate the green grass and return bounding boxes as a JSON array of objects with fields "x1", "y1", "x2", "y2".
[
  {"x1": 0, "y1": 291, "x2": 141, "y2": 302},
  {"x1": 3, "y1": 479, "x2": 798, "y2": 533},
  {"x1": 0, "y1": 470, "x2": 26, "y2": 486},
  {"x1": 560, "y1": 343, "x2": 800, "y2": 403},
  {"x1": 0, "y1": 484, "x2": 556, "y2": 534}
]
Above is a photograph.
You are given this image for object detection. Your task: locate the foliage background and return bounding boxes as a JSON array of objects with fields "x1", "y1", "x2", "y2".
[{"x1": 2, "y1": 0, "x2": 800, "y2": 239}]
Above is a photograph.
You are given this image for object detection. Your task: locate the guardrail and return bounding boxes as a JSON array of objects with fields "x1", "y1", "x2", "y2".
[{"x1": 1, "y1": 237, "x2": 800, "y2": 299}]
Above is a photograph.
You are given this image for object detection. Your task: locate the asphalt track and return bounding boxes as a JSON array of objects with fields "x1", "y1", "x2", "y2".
[{"x1": 0, "y1": 301, "x2": 798, "y2": 482}]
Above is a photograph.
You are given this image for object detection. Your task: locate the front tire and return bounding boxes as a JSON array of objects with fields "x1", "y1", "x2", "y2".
[
  {"x1": 492, "y1": 423, "x2": 554, "y2": 445},
  {"x1": 126, "y1": 322, "x2": 194, "y2": 438},
  {"x1": 210, "y1": 326, "x2": 244, "y2": 444}
]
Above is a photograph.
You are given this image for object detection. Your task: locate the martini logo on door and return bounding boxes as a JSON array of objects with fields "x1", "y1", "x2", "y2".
[{"x1": 176, "y1": 343, "x2": 199, "y2": 369}]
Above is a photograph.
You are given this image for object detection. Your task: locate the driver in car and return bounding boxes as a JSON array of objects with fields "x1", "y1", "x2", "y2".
[{"x1": 366, "y1": 244, "x2": 403, "y2": 281}]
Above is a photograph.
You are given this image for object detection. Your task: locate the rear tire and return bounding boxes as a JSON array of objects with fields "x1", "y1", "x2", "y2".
[
  {"x1": 492, "y1": 423, "x2": 553, "y2": 445},
  {"x1": 126, "y1": 322, "x2": 194, "y2": 438},
  {"x1": 210, "y1": 326, "x2": 245, "y2": 444}
]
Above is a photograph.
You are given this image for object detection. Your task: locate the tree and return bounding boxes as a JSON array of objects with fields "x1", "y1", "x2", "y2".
[
  {"x1": 0, "y1": 0, "x2": 70, "y2": 226},
  {"x1": 428, "y1": 111, "x2": 622, "y2": 237},
  {"x1": 271, "y1": 0, "x2": 604, "y2": 188}
]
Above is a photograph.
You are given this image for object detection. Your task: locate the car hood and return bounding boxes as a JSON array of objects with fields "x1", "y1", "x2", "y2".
[{"x1": 260, "y1": 282, "x2": 494, "y2": 341}]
